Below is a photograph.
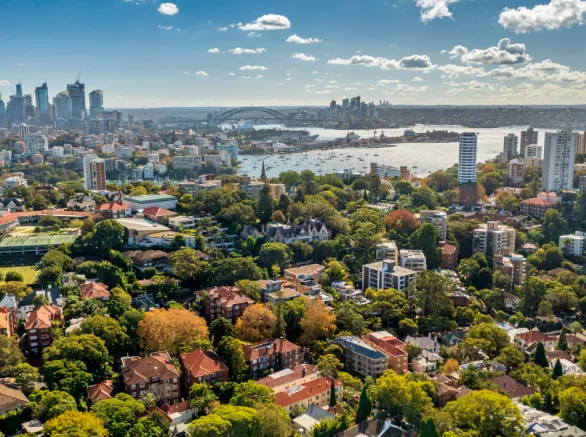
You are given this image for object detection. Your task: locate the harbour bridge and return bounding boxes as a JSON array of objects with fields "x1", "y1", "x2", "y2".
[{"x1": 163, "y1": 106, "x2": 295, "y2": 125}]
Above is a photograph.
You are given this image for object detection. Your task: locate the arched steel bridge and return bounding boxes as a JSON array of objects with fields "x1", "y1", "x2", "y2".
[{"x1": 213, "y1": 106, "x2": 289, "y2": 124}]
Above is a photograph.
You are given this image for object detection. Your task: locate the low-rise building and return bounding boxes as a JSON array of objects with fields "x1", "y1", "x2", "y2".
[
  {"x1": 275, "y1": 377, "x2": 341, "y2": 414},
  {"x1": 265, "y1": 219, "x2": 329, "y2": 244},
  {"x1": 492, "y1": 375, "x2": 534, "y2": 400},
  {"x1": 142, "y1": 207, "x2": 178, "y2": 223},
  {"x1": 0, "y1": 384, "x2": 29, "y2": 415},
  {"x1": 559, "y1": 232, "x2": 586, "y2": 257},
  {"x1": 25, "y1": 305, "x2": 63, "y2": 354},
  {"x1": 124, "y1": 250, "x2": 171, "y2": 272},
  {"x1": 473, "y1": 221, "x2": 516, "y2": 256},
  {"x1": 520, "y1": 198, "x2": 554, "y2": 218},
  {"x1": 124, "y1": 194, "x2": 178, "y2": 212},
  {"x1": 0, "y1": 306, "x2": 16, "y2": 337},
  {"x1": 284, "y1": 264, "x2": 325, "y2": 294},
  {"x1": 514, "y1": 329, "x2": 558, "y2": 356},
  {"x1": 411, "y1": 349, "x2": 442, "y2": 375},
  {"x1": 493, "y1": 254, "x2": 526, "y2": 286},
  {"x1": 375, "y1": 240, "x2": 398, "y2": 262},
  {"x1": 96, "y1": 201, "x2": 132, "y2": 219},
  {"x1": 362, "y1": 331, "x2": 409, "y2": 374},
  {"x1": 180, "y1": 350, "x2": 229, "y2": 387},
  {"x1": 399, "y1": 250, "x2": 427, "y2": 271},
  {"x1": 116, "y1": 218, "x2": 171, "y2": 245},
  {"x1": 87, "y1": 380, "x2": 114, "y2": 404},
  {"x1": 80, "y1": 281, "x2": 111, "y2": 301},
  {"x1": 203, "y1": 286, "x2": 254, "y2": 324},
  {"x1": 242, "y1": 338, "x2": 303, "y2": 377},
  {"x1": 441, "y1": 243, "x2": 458, "y2": 270},
  {"x1": 66, "y1": 194, "x2": 96, "y2": 211},
  {"x1": 419, "y1": 210, "x2": 448, "y2": 241},
  {"x1": 362, "y1": 259, "x2": 417, "y2": 292},
  {"x1": 331, "y1": 336, "x2": 389, "y2": 378},
  {"x1": 121, "y1": 351, "x2": 180, "y2": 404},
  {"x1": 257, "y1": 364, "x2": 320, "y2": 393}
]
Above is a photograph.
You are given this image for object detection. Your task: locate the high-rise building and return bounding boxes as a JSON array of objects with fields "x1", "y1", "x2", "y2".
[
  {"x1": 6, "y1": 84, "x2": 25, "y2": 126},
  {"x1": 473, "y1": 221, "x2": 516, "y2": 257},
  {"x1": 419, "y1": 210, "x2": 448, "y2": 241},
  {"x1": 458, "y1": 132, "x2": 478, "y2": 184},
  {"x1": 24, "y1": 133, "x2": 48, "y2": 154},
  {"x1": 329, "y1": 100, "x2": 337, "y2": 111},
  {"x1": 67, "y1": 80, "x2": 86, "y2": 119},
  {"x1": 520, "y1": 127, "x2": 538, "y2": 157},
  {"x1": 507, "y1": 159, "x2": 525, "y2": 187},
  {"x1": 542, "y1": 129, "x2": 577, "y2": 192},
  {"x1": 89, "y1": 90, "x2": 104, "y2": 118},
  {"x1": 525, "y1": 144, "x2": 543, "y2": 159},
  {"x1": 53, "y1": 91, "x2": 73, "y2": 120},
  {"x1": 0, "y1": 93, "x2": 5, "y2": 127},
  {"x1": 83, "y1": 154, "x2": 107, "y2": 191},
  {"x1": 576, "y1": 131, "x2": 586, "y2": 156},
  {"x1": 503, "y1": 134, "x2": 518, "y2": 161},
  {"x1": 580, "y1": 175, "x2": 586, "y2": 195},
  {"x1": 19, "y1": 123, "x2": 30, "y2": 139},
  {"x1": 23, "y1": 95, "x2": 35, "y2": 119},
  {"x1": 35, "y1": 82, "x2": 51, "y2": 125}
]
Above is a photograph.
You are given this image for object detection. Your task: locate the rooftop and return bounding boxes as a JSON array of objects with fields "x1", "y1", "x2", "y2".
[
  {"x1": 124, "y1": 194, "x2": 177, "y2": 203},
  {"x1": 115, "y1": 218, "x2": 171, "y2": 232}
]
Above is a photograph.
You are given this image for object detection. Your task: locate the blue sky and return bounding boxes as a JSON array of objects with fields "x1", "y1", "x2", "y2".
[{"x1": 1, "y1": 0, "x2": 586, "y2": 107}]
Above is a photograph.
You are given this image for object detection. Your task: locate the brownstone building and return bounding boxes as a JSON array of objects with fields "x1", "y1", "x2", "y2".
[
  {"x1": 180, "y1": 350, "x2": 229, "y2": 388},
  {"x1": 121, "y1": 351, "x2": 180, "y2": 404},
  {"x1": 25, "y1": 305, "x2": 63, "y2": 354}
]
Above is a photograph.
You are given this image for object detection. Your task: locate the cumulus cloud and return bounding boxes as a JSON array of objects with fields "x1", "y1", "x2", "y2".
[
  {"x1": 158, "y1": 2, "x2": 178, "y2": 15},
  {"x1": 239, "y1": 14, "x2": 291, "y2": 31},
  {"x1": 158, "y1": 25, "x2": 173, "y2": 30},
  {"x1": 443, "y1": 38, "x2": 532, "y2": 65},
  {"x1": 328, "y1": 54, "x2": 434, "y2": 70},
  {"x1": 217, "y1": 26, "x2": 228, "y2": 31},
  {"x1": 499, "y1": 0, "x2": 586, "y2": 33},
  {"x1": 412, "y1": 77, "x2": 423, "y2": 82},
  {"x1": 208, "y1": 48, "x2": 221, "y2": 54},
  {"x1": 325, "y1": 85, "x2": 339, "y2": 88},
  {"x1": 228, "y1": 73, "x2": 236, "y2": 76},
  {"x1": 345, "y1": 87, "x2": 358, "y2": 91},
  {"x1": 377, "y1": 79, "x2": 402, "y2": 85},
  {"x1": 255, "y1": 75, "x2": 263, "y2": 79},
  {"x1": 240, "y1": 65, "x2": 268, "y2": 71},
  {"x1": 248, "y1": 32, "x2": 262, "y2": 37},
  {"x1": 416, "y1": 0, "x2": 460, "y2": 22},
  {"x1": 438, "y1": 64, "x2": 487, "y2": 78},
  {"x1": 315, "y1": 90, "x2": 331, "y2": 94},
  {"x1": 195, "y1": 71, "x2": 209, "y2": 76},
  {"x1": 229, "y1": 48, "x2": 267, "y2": 54},
  {"x1": 395, "y1": 84, "x2": 428, "y2": 92},
  {"x1": 0, "y1": 80, "x2": 11, "y2": 86},
  {"x1": 286, "y1": 34, "x2": 323, "y2": 44},
  {"x1": 488, "y1": 60, "x2": 586, "y2": 82},
  {"x1": 292, "y1": 53, "x2": 318, "y2": 62}
]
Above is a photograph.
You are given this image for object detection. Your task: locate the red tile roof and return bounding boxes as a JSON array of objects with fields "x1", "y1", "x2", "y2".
[
  {"x1": 516, "y1": 330, "x2": 557, "y2": 344},
  {"x1": 521, "y1": 198, "x2": 553, "y2": 207},
  {"x1": 121, "y1": 351, "x2": 180, "y2": 386},
  {"x1": 0, "y1": 213, "x2": 18, "y2": 226},
  {"x1": 143, "y1": 207, "x2": 177, "y2": 218},
  {"x1": 180, "y1": 350, "x2": 228, "y2": 380},
  {"x1": 96, "y1": 202, "x2": 129, "y2": 212},
  {"x1": 442, "y1": 244, "x2": 457, "y2": 255},
  {"x1": 80, "y1": 282, "x2": 111, "y2": 300},
  {"x1": 88, "y1": 380, "x2": 113, "y2": 403},
  {"x1": 25, "y1": 306, "x2": 62, "y2": 330},
  {"x1": 257, "y1": 364, "x2": 319, "y2": 390},
  {"x1": 242, "y1": 338, "x2": 302, "y2": 362},
  {"x1": 275, "y1": 377, "x2": 340, "y2": 408},
  {"x1": 491, "y1": 375, "x2": 534, "y2": 398},
  {"x1": 207, "y1": 286, "x2": 254, "y2": 308}
]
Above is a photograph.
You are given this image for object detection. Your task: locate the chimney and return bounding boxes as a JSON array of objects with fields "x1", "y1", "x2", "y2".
[{"x1": 302, "y1": 366, "x2": 306, "y2": 377}]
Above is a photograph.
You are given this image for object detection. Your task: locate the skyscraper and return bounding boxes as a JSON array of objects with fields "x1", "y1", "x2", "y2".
[
  {"x1": 23, "y1": 94, "x2": 35, "y2": 119},
  {"x1": 83, "y1": 154, "x2": 107, "y2": 190},
  {"x1": 542, "y1": 129, "x2": 577, "y2": 192},
  {"x1": 35, "y1": 82, "x2": 51, "y2": 125},
  {"x1": 6, "y1": 83, "x2": 25, "y2": 126},
  {"x1": 520, "y1": 127, "x2": 538, "y2": 157},
  {"x1": 458, "y1": 132, "x2": 478, "y2": 184},
  {"x1": 89, "y1": 90, "x2": 104, "y2": 118},
  {"x1": 67, "y1": 80, "x2": 86, "y2": 119},
  {"x1": 503, "y1": 133, "x2": 518, "y2": 161},
  {"x1": 0, "y1": 93, "x2": 6, "y2": 127},
  {"x1": 53, "y1": 91, "x2": 73, "y2": 120}
]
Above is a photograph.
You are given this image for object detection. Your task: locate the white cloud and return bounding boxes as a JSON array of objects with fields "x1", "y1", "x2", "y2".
[
  {"x1": 242, "y1": 76, "x2": 252, "y2": 79},
  {"x1": 416, "y1": 0, "x2": 460, "y2": 22},
  {"x1": 312, "y1": 71, "x2": 318, "y2": 74},
  {"x1": 315, "y1": 90, "x2": 331, "y2": 94},
  {"x1": 248, "y1": 32, "x2": 262, "y2": 37},
  {"x1": 292, "y1": 53, "x2": 318, "y2": 62},
  {"x1": 325, "y1": 85, "x2": 339, "y2": 88},
  {"x1": 255, "y1": 75, "x2": 263, "y2": 79},
  {"x1": 158, "y1": 2, "x2": 178, "y2": 15},
  {"x1": 0, "y1": 80, "x2": 11, "y2": 86},
  {"x1": 195, "y1": 71, "x2": 209, "y2": 76},
  {"x1": 229, "y1": 48, "x2": 267, "y2": 55},
  {"x1": 240, "y1": 65, "x2": 268, "y2": 71},
  {"x1": 438, "y1": 64, "x2": 487, "y2": 78},
  {"x1": 443, "y1": 38, "x2": 532, "y2": 65},
  {"x1": 286, "y1": 78, "x2": 292, "y2": 81},
  {"x1": 395, "y1": 84, "x2": 428, "y2": 92},
  {"x1": 329, "y1": 80, "x2": 338, "y2": 83},
  {"x1": 344, "y1": 87, "x2": 358, "y2": 91},
  {"x1": 286, "y1": 34, "x2": 323, "y2": 44},
  {"x1": 412, "y1": 77, "x2": 423, "y2": 82},
  {"x1": 328, "y1": 54, "x2": 434, "y2": 70},
  {"x1": 158, "y1": 25, "x2": 173, "y2": 30},
  {"x1": 377, "y1": 79, "x2": 402, "y2": 84},
  {"x1": 499, "y1": 0, "x2": 586, "y2": 33},
  {"x1": 208, "y1": 48, "x2": 221, "y2": 54},
  {"x1": 228, "y1": 73, "x2": 236, "y2": 76},
  {"x1": 217, "y1": 26, "x2": 228, "y2": 31},
  {"x1": 239, "y1": 14, "x2": 291, "y2": 31}
]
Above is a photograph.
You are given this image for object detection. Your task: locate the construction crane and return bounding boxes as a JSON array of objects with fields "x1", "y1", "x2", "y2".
[{"x1": 76, "y1": 71, "x2": 82, "y2": 83}]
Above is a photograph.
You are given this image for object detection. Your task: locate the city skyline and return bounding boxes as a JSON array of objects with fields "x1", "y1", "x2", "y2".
[{"x1": 2, "y1": 0, "x2": 586, "y2": 108}]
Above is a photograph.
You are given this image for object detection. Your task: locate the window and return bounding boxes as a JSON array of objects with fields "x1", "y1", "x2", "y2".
[
  {"x1": 140, "y1": 383, "x2": 145, "y2": 388},
  {"x1": 132, "y1": 384, "x2": 136, "y2": 390},
  {"x1": 140, "y1": 390, "x2": 146, "y2": 396},
  {"x1": 173, "y1": 378, "x2": 177, "y2": 383}
]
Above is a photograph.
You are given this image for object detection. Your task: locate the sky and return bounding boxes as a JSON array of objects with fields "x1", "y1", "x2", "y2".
[{"x1": 2, "y1": 0, "x2": 586, "y2": 108}]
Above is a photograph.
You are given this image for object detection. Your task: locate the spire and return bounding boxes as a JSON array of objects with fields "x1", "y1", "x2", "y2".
[{"x1": 260, "y1": 159, "x2": 267, "y2": 181}]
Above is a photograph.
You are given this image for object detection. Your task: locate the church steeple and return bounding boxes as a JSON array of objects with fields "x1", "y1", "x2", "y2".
[{"x1": 260, "y1": 159, "x2": 267, "y2": 181}]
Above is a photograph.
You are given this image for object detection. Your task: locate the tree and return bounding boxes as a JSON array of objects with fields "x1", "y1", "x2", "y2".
[
  {"x1": 230, "y1": 380, "x2": 275, "y2": 407},
  {"x1": 4, "y1": 270, "x2": 24, "y2": 282},
  {"x1": 257, "y1": 242, "x2": 292, "y2": 270},
  {"x1": 29, "y1": 389, "x2": 77, "y2": 422},
  {"x1": 542, "y1": 209, "x2": 566, "y2": 244},
  {"x1": 533, "y1": 342, "x2": 549, "y2": 368},
  {"x1": 559, "y1": 387, "x2": 586, "y2": 429},
  {"x1": 80, "y1": 315, "x2": 128, "y2": 357},
  {"x1": 0, "y1": 336, "x2": 25, "y2": 374},
  {"x1": 92, "y1": 219, "x2": 126, "y2": 256},
  {"x1": 479, "y1": 172, "x2": 503, "y2": 195},
  {"x1": 317, "y1": 354, "x2": 343, "y2": 378},
  {"x1": 330, "y1": 377, "x2": 337, "y2": 407},
  {"x1": 189, "y1": 383, "x2": 218, "y2": 415},
  {"x1": 444, "y1": 390, "x2": 523, "y2": 437},
  {"x1": 169, "y1": 247, "x2": 209, "y2": 283},
  {"x1": 256, "y1": 403, "x2": 293, "y2": 437},
  {"x1": 355, "y1": 385, "x2": 372, "y2": 423},
  {"x1": 419, "y1": 417, "x2": 439, "y2": 437},
  {"x1": 235, "y1": 279, "x2": 261, "y2": 302},
  {"x1": 322, "y1": 260, "x2": 350, "y2": 285},
  {"x1": 235, "y1": 303, "x2": 276, "y2": 343},
  {"x1": 138, "y1": 308, "x2": 210, "y2": 355},
  {"x1": 188, "y1": 414, "x2": 232, "y2": 437},
  {"x1": 368, "y1": 288, "x2": 410, "y2": 328},
  {"x1": 497, "y1": 346, "x2": 525, "y2": 370},
  {"x1": 278, "y1": 193, "x2": 291, "y2": 215},
  {"x1": 44, "y1": 411, "x2": 108, "y2": 437},
  {"x1": 350, "y1": 208, "x2": 385, "y2": 234},
  {"x1": 410, "y1": 223, "x2": 440, "y2": 267},
  {"x1": 91, "y1": 394, "x2": 146, "y2": 437},
  {"x1": 495, "y1": 191, "x2": 519, "y2": 211},
  {"x1": 12, "y1": 363, "x2": 40, "y2": 395},
  {"x1": 334, "y1": 302, "x2": 366, "y2": 336},
  {"x1": 338, "y1": 372, "x2": 363, "y2": 401},
  {"x1": 210, "y1": 317, "x2": 235, "y2": 347},
  {"x1": 41, "y1": 360, "x2": 93, "y2": 397},
  {"x1": 43, "y1": 334, "x2": 110, "y2": 376},
  {"x1": 384, "y1": 209, "x2": 420, "y2": 235},
  {"x1": 398, "y1": 318, "x2": 418, "y2": 336},
  {"x1": 466, "y1": 323, "x2": 510, "y2": 357},
  {"x1": 256, "y1": 184, "x2": 274, "y2": 224},
  {"x1": 0, "y1": 281, "x2": 32, "y2": 299},
  {"x1": 216, "y1": 337, "x2": 248, "y2": 382},
  {"x1": 553, "y1": 359, "x2": 564, "y2": 379},
  {"x1": 579, "y1": 349, "x2": 586, "y2": 372},
  {"x1": 442, "y1": 359, "x2": 460, "y2": 376},
  {"x1": 300, "y1": 299, "x2": 336, "y2": 346},
  {"x1": 412, "y1": 186, "x2": 439, "y2": 209},
  {"x1": 394, "y1": 180, "x2": 413, "y2": 196},
  {"x1": 557, "y1": 327, "x2": 569, "y2": 351}
]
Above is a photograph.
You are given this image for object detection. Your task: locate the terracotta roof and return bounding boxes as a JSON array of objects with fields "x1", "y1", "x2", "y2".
[
  {"x1": 13, "y1": 209, "x2": 92, "y2": 218},
  {"x1": 0, "y1": 307, "x2": 12, "y2": 331},
  {"x1": 492, "y1": 375, "x2": 534, "y2": 398},
  {"x1": 121, "y1": 351, "x2": 180, "y2": 386},
  {"x1": 362, "y1": 334, "x2": 408, "y2": 358},
  {"x1": 0, "y1": 213, "x2": 18, "y2": 226},
  {"x1": 257, "y1": 364, "x2": 319, "y2": 390},
  {"x1": 547, "y1": 350, "x2": 572, "y2": 363},
  {"x1": 80, "y1": 282, "x2": 111, "y2": 300},
  {"x1": 207, "y1": 286, "x2": 254, "y2": 308},
  {"x1": 25, "y1": 305, "x2": 62, "y2": 330},
  {"x1": 242, "y1": 338, "x2": 302, "y2": 362},
  {"x1": 96, "y1": 201, "x2": 129, "y2": 212},
  {"x1": 442, "y1": 244, "x2": 457, "y2": 255},
  {"x1": 0, "y1": 384, "x2": 29, "y2": 414},
  {"x1": 88, "y1": 380, "x2": 114, "y2": 403},
  {"x1": 275, "y1": 377, "x2": 340, "y2": 408},
  {"x1": 143, "y1": 207, "x2": 177, "y2": 218},
  {"x1": 124, "y1": 250, "x2": 169, "y2": 263},
  {"x1": 521, "y1": 198, "x2": 553, "y2": 207},
  {"x1": 516, "y1": 330, "x2": 557, "y2": 344},
  {"x1": 180, "y1": 350, "x2": 228, "y2": 380}
]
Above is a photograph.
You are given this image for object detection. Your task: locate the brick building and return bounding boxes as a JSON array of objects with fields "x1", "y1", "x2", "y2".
[
  {"x1": 121, "y1": 351, "x2": 180, "y2": 404},
  {"x1": 180, "y1": 350, "x2": 229, "y2": 387},
  {"x1": 203, "y1": 286, "x2": 254, "y2": 324},
  {"x1": 25, "y1": 305, "x2": 63, "y2": 354},
  {"x1": 242, "y1": 338, "x2": 303, "y2": 377}
]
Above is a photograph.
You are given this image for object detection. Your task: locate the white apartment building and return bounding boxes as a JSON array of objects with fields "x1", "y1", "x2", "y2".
[
  {"x1": 559, "y1": 232, "x2": 586, "y2": 257},
  {"x1": 370, "y1": 162, "x2": 401, "y2": 178},
  {"x1": 419, "y1": 210, "x2": 447, "y2": 241},
  {"x1": 143, "y1": 163, "x2": 155, "y2": 179},
  {"x1": 458, "y1": 133, "x2": 478, "y2": 184},
  {"x1": 48, "y1": 146, "x2": 64, "y2": 158},
  {"x1": 503, "y1": 134, "x2": 518, "y2": 161},
  {"x1": 362, "y1": 259, "x2": 418, "y2": 292},
  {"x1": 399, "y1": 250, "x2": 427, "y2": 271},
  {"x1": 375, "y1": 240, "x2": 398, "y2": 262},
  {"x1": 473, "y1": 221, "x2": 516, "y2": 257},
  {"x1": 172, "y1": 155, "x2": 202, "y2": 170},
  {"x1": 542, "y1": 129, "x2": 577, "y2": 192},
  {"x1": 116, "y1": 146, "x2": 133, "y2": 159},
  {"x1": 83, "y1": 154, "x2": 107, "y2": 191},
  {"x1": 23, "y1": 133, "x2": 48, "y2": 154},
  {"x1": 525, "y1": 144, "x2": 542, "y2": 159}
]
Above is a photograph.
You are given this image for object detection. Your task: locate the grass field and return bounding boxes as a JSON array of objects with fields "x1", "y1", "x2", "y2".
[{"x1": 0, "y1": 266, "x2": 38, "y2": 284}]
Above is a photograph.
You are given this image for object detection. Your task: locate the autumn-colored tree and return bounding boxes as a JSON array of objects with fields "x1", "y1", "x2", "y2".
[
  {"x1": 235, "y1": 304, "x2": 276, "y2": 343},
  {"x1": 0, "y1": 281, "x2": 32, "y2": 299},
  {"x1": 442, "y1": 359, "x2": 460, "y2": 376},
  {"x1": 138, "y1": 308, "x2": 210, "y2": 355},
  {"x1": 384, "y1": 209, "x2": 420, "y2": 234},
  {"x1": 299, "y1": 300, "x2": 336, "y2": 346},
  {"x1": 44, "y1": 411, "x2": 108, "y2": 436}
]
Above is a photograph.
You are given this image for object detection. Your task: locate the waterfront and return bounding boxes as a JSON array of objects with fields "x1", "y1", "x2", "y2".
[{"x1": 238, "y1": 124, "x2": 548, "y2": 178}]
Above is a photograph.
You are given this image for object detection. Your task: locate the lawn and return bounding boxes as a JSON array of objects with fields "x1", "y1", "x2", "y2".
[{"x1": 0, "y1": 265, "x2": 38, "y2": 284}]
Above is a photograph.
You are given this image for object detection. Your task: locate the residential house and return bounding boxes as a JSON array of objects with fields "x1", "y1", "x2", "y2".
[
  {"x1": 514, "y1": 329, "x2": 558, "y2": 356},
  {"x1": 362, "y1": 331, "x2": 409, "y2": 375},
  {"x1": 517, "y1": 402, "x2": 586, "y2": 437},
  {"x1": 124, "y1": 250, "x2": 171, "y2": 272},
  {"x1": 203, "y1": 286, "x2": 254, "y2": 324},
  {"x1": 265, "y1": 219, "x2": 330, "y2": 244},
  {"x1": 96, "y1": 201, "x2": 132, "y2": 219},
  {"x1": 492, "y1": 375, "x2": 534, "y2": 400},
  {"x1": 336, "y1": 419, "x2": 413, "y2": 437},
  {"x1": 66, "y1": 194, "x2": 96, "y2": 211},
  {"x1": 293, "y1": 404, "x2": 336, "y2": 435},
  {"x1": 80, "y1": 281, "x2": 111, "y2": 301},
  {"x1": 142, "y1": 206, "x2": 178, "y2": 223},
  {"x1": 242, "y1": 338, "x2": 303, "y2": 377},
  {"x1": 121, "y1": 351, "x2": 180, "y2": 404},
  {"x1": 25, "y1": 305, "x2": 63, "y2": 354},
  {"x1": 404, "y1": 335, "x2": 440, "y2": 354},
  {"x1": 284, "y1": 264, "x2": 325, "y2": 294},
  {"x1": 158, "y1": 401, "x2": 196, "y2": 436},
  {"x1": 0, "y1": 384, "x2": 29, "y2": 414},
  {"x1": 87, "y1": 380, "x2": 114, "y2": 404},
  {"x1": 549, "y1": 358, "x2": 581, "y2": 376},
  {"x1": 331, "y1": 336, "x2": 389, "y2": 378},
  {"x1": 275, "y1": 377, "x2": 341, "y2": 414},
  {"x1": 180, "y1": 350, "x2": 229, "y2": 387},
  {"x1": 257, "y1": 364, "x2": 320, "y2": 393},
  {"x1": 0, "y1": 306, "x2": 16, "y2": 337},
  {"x1": 411, "y1": 349, "x2": 442, "y2": 375}
]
